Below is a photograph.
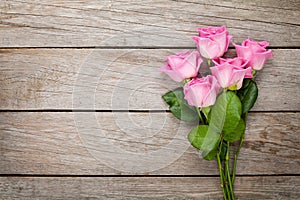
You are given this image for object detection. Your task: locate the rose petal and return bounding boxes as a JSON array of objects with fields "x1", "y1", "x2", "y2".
[
  {"x1": 250, "y1": 50, "x2": 273, "y2": 70},
  {"x1": 159, "y1": 64, "x2": 184, "y2": 82},
  {"x1": 235, "y1": 44, "x2": 252, "y2": 60},
  {"x1": 177, "y1": 51, "x2": 201, "y2": 78},
  {"x1": 211, "y1": 64, "x2": 233, "y2": 88},
  {"x1": 209, "y1": 31, "x2": 227, "y2": 57},
  {"x1": 197, "y1": 37, "x2": 220, "y2": 59},
  {"x1": 230, "y1": 67, "x2": 248, "y2": 89},
  {"x1": 202, "y1": 76, "x2": 220, "y2": 107}
]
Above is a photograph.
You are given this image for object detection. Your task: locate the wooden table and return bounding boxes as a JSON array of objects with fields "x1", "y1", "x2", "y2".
[{"x1": 1, "y1": 0, "x2": 299, "y2": 199}]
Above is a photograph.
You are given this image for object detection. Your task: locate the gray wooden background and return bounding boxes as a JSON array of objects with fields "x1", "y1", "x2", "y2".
[{"x1": 0, "y1": 0, "x2": 299, "y2": 199}]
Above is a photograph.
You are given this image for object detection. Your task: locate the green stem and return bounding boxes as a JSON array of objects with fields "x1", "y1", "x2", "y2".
[
  {"x1": 217, "y1": 153, "x2": 228, "y2": 200},
  {"x1": 226, "y1": 142, "x2": 235, "y2": 200},
  {"x1": 232, "y1": 135, "x2": 244, "y2": 185},
  {"x1": 232, "y1": 112, "x2": 247, "y2": 185},
  {"x1": 219, "y1": 139, "x2": 223, "y2": 154},
  {"x1": 196, "y1": 107, "x2": 205, "y2": 124},
  {"x1": 244, "y1": 112, "x2": 248, "y2": 121},
  {"x1": 219, "y1": 139, "x2": 231, "y2": 199},
  {"x1": 224, "y1": 161, "x2": 231, "y2": 200},
  {"x1": 207, "y1": 59, "x2": 212, "y2": 67},
  {"x1": 181, "y1": 78, "x2": 191, "y2": 87}
]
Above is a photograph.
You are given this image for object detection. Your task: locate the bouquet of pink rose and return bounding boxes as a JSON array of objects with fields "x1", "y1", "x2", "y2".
[{"x1": 159, "y1": 26, "x2": 273, "y2": 199}]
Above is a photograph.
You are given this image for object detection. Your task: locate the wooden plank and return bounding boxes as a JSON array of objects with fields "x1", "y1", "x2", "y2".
[
  {"x1": 1, "y1": 0, "x2": 299, "y2": 47},
  {"x1": 1, "y1": 112, "x2": 299, "y2": 175},
  {"x1": 1, "y1": 49, "x2": 299, "y2": 111},
  {"x1": 0, "y1": 176, "x2": 299, "y2": 199}
]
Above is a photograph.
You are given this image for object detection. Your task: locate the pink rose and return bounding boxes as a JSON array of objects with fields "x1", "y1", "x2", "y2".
[
  {"x1": 192, "y1": 26, "x2": 232, "y2": 59},
  {"x1": 234, "y1": 38, "x2": 274, "y2": 70},
  {"x1": 213, "y1": 57, "x2": 253, "y2": 78},
  {"x1": 184, "y1": 75, "x2": 220, "y2": 108},
  {"x1": 159, "y1": 50, "x2": 202, "y2": 82},
  {"x1": 211, "y1": 58, "x2": 252, "y2": 90}
]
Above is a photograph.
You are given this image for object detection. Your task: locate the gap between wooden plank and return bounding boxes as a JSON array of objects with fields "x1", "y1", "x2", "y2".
[
  {"x1": 1, "y1": 0, "x2": 299, "y2": 47},
  {"x1": 1, "y1": 174, "x2": 299, "y2": 178},
  {"x1": 0, "y1": 46, "x2": 299, "y2": 49},
  {"x1": 1, "y1": 112, "x2": 299, "y2": 175},
  {"x1": 1, "y1": 176, "x2": 299, "y2": 199},
  {"x1": 1, "y1": 49, "x2": 299, "y2": 111},
  {"x1": 0, "y1": 110, "x2": 299, "y2": 113}
]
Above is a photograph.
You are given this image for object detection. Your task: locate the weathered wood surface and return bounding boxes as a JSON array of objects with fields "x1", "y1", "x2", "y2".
[
  {"x1": 1, "y1": 49, "x2": 299, "y2": 111},
  {"x1": 1, "y1": 176, "x2": 299, "y2": 199},
  {"x1": 1, "y1": 0, "x2": 299, "y2": 47},
  {"x1": 1, "y1": 112, "x2": 299, "y2": 175},
  {"x1": 1, "y1": 0, "x2": 299, "y2": 199}
]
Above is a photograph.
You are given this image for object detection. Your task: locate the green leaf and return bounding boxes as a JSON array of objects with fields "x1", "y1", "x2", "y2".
[
  {"x1": 188, "y1": 125, "x2": 208, "y2": 150},
  {"x1": 223, "y1": 118, "x2": 246, "y2": 142},
  {"x1": 188, "y1": 125, "x2": 220, "y2": 152},
  {"x1": 209, "y1": 91, "x2": 242, "y2": 135},
  {"x1": 202, "y1": 148, "x2": 218, "y2": 161},
  {"x1": 237, "y1": 79, "x2": 258, "y2": 113},
  {"x1": 222, "y1": 93, "x2": 242, "y2": 135},
  {"x1": 241, "y1": 78, "x2": 251, "y2": 89},
  {"x1": 162, "y1": 88, "x2": 199, "y2": 122}
]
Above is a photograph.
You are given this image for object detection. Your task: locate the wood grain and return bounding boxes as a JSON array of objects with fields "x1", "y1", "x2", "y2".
[
  {"x1": 1, "y1": 0, "x2": 299, "y2": 47},
  {"x1": 1, "y1": 112, "x2": 299, "y2": 175},
  {"x1": 1, "y1": 49, "x2": 299, "y2": 111},
  {"x1": 0, "y1": 176, "x2": 299, "y2": 199},
  {"x1": 1, "y1": 0, "x2": 299, "y2": 198}
]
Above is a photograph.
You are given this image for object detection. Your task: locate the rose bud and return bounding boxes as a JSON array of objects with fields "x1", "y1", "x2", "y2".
[
  {"x1": 183, "y1": 75, "x2": 220, "y2": 108},
  {"x1": 192, "y1": 26, "x2": 232, "y2": 59},
  {"x1": 159, "y1": 50, "x2": 202, "y2": 82},
  {"x1": 213, "y1": 57, "x2": 253, "y2": 78},
  {"x1": 234, "y1": 38, "x2": 274, "y2": 70},
  {"x1": 211, "y1": 58, "x2": 252, "y2": 90}
]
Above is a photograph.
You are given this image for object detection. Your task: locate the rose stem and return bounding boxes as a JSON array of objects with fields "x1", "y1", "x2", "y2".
[
  {"x1": 232, "y1": 112, "x2": 248, "y2": 184},
  {"x1": 196, "y1": 107, "x2": 205, "y2": 124},
  {"x1": 222, "y1": 142, "x2": 231, "y2": 200},
  {"x1": 232, "y1": 135, "x2": 244, "y2": 185},
  {"x1": 226, "y1": 142, "x2": 235, "y2": 200},
  {"x1": 217, "y1": 153, "x2": 228, "y2": 200}
]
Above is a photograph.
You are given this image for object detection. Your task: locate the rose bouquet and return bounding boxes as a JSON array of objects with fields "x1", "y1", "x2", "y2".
[{"x1": 159, "y1": 26, "x2": 273, "y2": 199}]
